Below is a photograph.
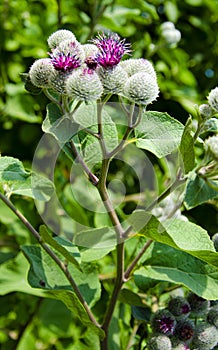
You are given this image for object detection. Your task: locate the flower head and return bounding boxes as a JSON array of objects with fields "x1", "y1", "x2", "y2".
[
  {"x1": 205, "y1": 135, "x2": 218, "y2": 161},
  {"x1": 192, "y1": 323, "x2": 218, "y2": 350},
  {"x1": 29, "y1": 58, "x2": 55, "y2": 87},
  {"x1": 66, "y1": 68, "x2": 103, "y2": 101},
  {"x1": 120, "y1": 58, "x2": 157, "y2": 79},
  {"x1": 98, "y1": 64, "x2": 128, "y2": 94},
  {"x1": 124, "y1": 72, "x2": 159, "y2": 105},
  {"x1": 174, "y1": 320, "x2": 195, "y2": 342},
  {"x1": 168, "y1": 297, "x2": 191, "y2": 319},
  {"x1": 208, "y1": 86, "x2": 218, "y2": 112},
  {"x1": 187, "y1": 292, "x2": 210, "y2": 317},
  {"x1": 49, "y1": 40, "x2": 84, "y2": 72},
  {"x1": 151, "y1": 310, "x2": 177, "y2": 336},
  {"x1": 92, "y1": 32, "x2": 131, "y2": 68},
  {"x1": 147, "y1": 335, "x2": 172, "y2": 350},
  {"x1": 47, "y1": 29, "x2": 77, "y2": 49}
]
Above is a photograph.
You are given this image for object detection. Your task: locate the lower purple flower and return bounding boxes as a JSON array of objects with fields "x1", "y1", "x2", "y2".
[{"x1": 151, "y1": 310, "x2": 177, "y2": 336}]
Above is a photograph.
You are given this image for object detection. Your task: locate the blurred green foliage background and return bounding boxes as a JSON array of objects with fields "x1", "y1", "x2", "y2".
[{"x1": 0, "y1": 0, "x2": 218, "y2": 349}]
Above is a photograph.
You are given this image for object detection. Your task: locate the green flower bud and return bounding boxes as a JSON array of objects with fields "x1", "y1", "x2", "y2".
[
  {"x1": 187, "y1": 292, "x2": 210, "y2": 316},
  {"x1": 160, "y1": 22, "x2": 176, "y2": 31},
  {"x1": 82, "y1": 44, "x2": 99, "y2": 58},
  {"x1": 208, "y1": 87, "x2": 218, "y2": 112},
  {"x1": 168, "y1": 297, "x2": 191, "y2": 319},
  {"x1": 147, "y1": 335, "x2": 172, "y2": 350},
  {"x1": 205, "y1": 135, "x2": 218, "y2": 161},
  {"x1": 120, "y1": 58, "x2": 157, "y2": 79},
  {"x1": 29, "y1": 58, "x2": 55, "y2": 88},
  {"x1": 199, "y1": 104, "x2": 213, "y2": 119},
  {"x1": 124, "y1": 72, "x2": 159, "y2": 105},
  {"x1": 66, "y1": 68, "x2": 103, "y2": 101},
  {"x1": 161, "y1": 28, "x2": 181, "y2": 45},
  {"x1": 49, "y1": 70, "x2": 70, "y2": 94},
  {"x1": 98, "y1": 65, "x2": 128, "y2": 94},
  {"x1": 207, "y1": 306, "x2": 218, "y2": 328},
  {"x1": 47, "y1": 29, "x2": 77, "y2": 49},
  {"x1": 192, "y1": 323, "x2": 218, "y2": 350},
  {"x1": 212, "y1": 233, "x2": 218, "y2": 252}
]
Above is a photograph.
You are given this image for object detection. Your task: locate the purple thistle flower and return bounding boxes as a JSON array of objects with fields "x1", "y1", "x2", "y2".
[
  {"x1": 49, "y1": 51, "x2": 81, "y2": 72},
  {"x1": 92, "y1": 32, "x2": 131, "y2": 68},
  {"x1": 151, "y1": 310, "x2": 177, "y2": 336},
  {"x1": 157, "y1": 315, "x2": 176, "y2": 335},
  {"x1": 49, "y1": 41, "x2": 82, "y2": 72}
]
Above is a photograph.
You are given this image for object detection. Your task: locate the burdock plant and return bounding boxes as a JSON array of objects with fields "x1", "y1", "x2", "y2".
[{"x1": 0, "y1": 27, "x2": 218, "y2": 350}]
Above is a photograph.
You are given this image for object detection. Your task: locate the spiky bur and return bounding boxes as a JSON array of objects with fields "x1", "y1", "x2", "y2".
[
  {"x1": 124, "y1": 72, "x2": 159, "y2": 105},
  {"x1": 208, "y1": 86, "x2": 218, "y2": 112},
  {"x1": 192, "y1": 323, "x2": 218, "y2": 350},
  {"x1": 198, "y1": 104, "x2": 213, "y2": 119},
  {"x1": 168, "y1": 297, "x2": 191, "y2": 319},
  {"x1": 151, "y1": 309, "x2": 177, "y2": 336},
  {"x1": 212, "y1": 233, "x2": 218, "y2": 252},
  {"x1": 47, "y1": 29, "x2": 77, "y2": 49},
  {"x1": 92, "y1": 32, "x2": 131, "y2": 69},
  {"x1": 47, "y1": 40, "x2": 85, "y2": 94},
  {"x1": 207, "y1": 305, "x2": 218, "y2": 328},
  {"x1": 66, "y1": 68, "x2": 103, "y2": 101},
  {"x1": 120, "y1": 58, "x2": 157, "y2": 79},
  {"x1": 204, "y1": 135, "x2": 218, "y2": 161},
  {"x1": 147, "y1": 334, "x2": 172, "y2": 350},
  {"x1": 98, "y1": 65, "x2": 128, "y2": 94},
  {"x1": 48, "y1": 70, "x2": 71, "y2": 94},
  {"x1": 174, "y1": 319, "x2": 195, "y2": 343},
  {"x1": 187, "y1": 292, "x2": 210, "y2": 317},
  {"x1": 29, "y1": 58, "x2": 55, "y2": 88},
  {"x1": 171, "y1": 341, "x2": 190, "y2": 350}
]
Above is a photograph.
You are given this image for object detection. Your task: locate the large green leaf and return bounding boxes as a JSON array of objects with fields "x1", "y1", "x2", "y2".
[
  {"x1": 179, "y1": 117, "x2": 195, "y2": 173},
  {"x1": 128, "y1": 211, "x2": 218, "y2": 268},
  {"x1": 0, "y1": 252, "x2": 103, "y2": 338},
  {"x1": 0, "y1": 156, "x2": 54, "y2": 201},
  {"x1": 45, "y1": 290, "x2": 104, "y2": 339},
  {"x1": 74, "y1": 226, "x2": 116, "y2": 261},
  {"x1": 134, "y1": 242, "x2": 218, "y2": 300},
  {"x1": 135, "y1": 111, "x2": 184, "y2": 158},
  {"x1": 0, "y1": 156, "x2": 29, "y2": 182},
  {"x1": 39, "y1": 225, "x2": 81, "y2": 270},
  {"x1": 184, "y1": 172, "x2": 218, "y2": 209},
  {"x1": 21, "y1": 244, "x2": 101, "y2": 307},
  {"x1": 0, "y1": 253, "x2": 45, "y2": 297},
  {"x1": 42, "y1": 103, "x2": 77, "y2": 144}
]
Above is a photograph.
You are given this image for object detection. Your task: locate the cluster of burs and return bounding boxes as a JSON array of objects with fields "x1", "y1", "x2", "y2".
[
  {"x1": 147, "y1": 292, "x2": 218, "y2": 350},
  {"x1": 28, "y1": 29, "x2": 159, "y2": 106}
]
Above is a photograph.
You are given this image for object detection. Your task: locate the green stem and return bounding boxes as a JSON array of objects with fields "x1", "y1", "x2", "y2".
[
  {"x1": 145, "y1": 174, "x2": 186, "y2": 212},
  {"x1": 0, "y1": 192, "x2": 100, "y2": 329},
  {"x1": 69, "y1": 140, "x2": 99, "y2": 185},
  {"x1": 124, "y1": 239, "x2": 153, "y2": 280},
  {"x1": 42, "y1": 88, "x2": 61, "y2": 105}
]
